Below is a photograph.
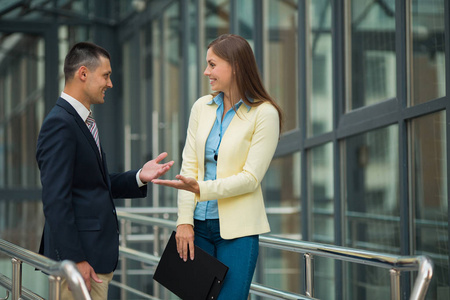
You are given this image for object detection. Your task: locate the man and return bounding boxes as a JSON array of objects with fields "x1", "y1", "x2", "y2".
[{"x1": 36, "y1": 42, "x2": 173, "y2": 299}]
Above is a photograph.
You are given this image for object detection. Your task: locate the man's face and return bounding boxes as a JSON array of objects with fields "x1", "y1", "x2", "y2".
[{"x1": 84, "y1": 56, "x2": 113, "y2": 106}]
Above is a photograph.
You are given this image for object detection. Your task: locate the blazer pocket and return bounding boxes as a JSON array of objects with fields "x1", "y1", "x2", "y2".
[{"x1": 76, "y1": 218, "x2": 101, "y2": 231}]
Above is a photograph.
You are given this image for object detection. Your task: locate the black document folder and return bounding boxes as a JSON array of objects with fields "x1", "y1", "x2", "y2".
[{"x1": 153, "y1": 231, "x2": 229, "y2": 300}]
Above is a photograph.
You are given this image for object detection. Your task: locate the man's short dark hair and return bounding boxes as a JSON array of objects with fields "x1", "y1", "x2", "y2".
[{"x1": 64, "y1": 42, "x2": 111, "y2": 82}]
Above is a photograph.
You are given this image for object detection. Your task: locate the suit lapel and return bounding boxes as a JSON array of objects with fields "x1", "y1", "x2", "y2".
[{"x1": 56, "y1": 98, "x2": 107, "y2": 179}]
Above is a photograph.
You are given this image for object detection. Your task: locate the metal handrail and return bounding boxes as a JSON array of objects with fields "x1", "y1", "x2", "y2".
[
  {"x1": 117, "y1": 211, "x2": 433, "y2": 300},
  {"x1": 0, "y1": 239, "x2": 91, "y2": 300},
  {"x1": 258, "y1": 236, "x2": 433, "y2": 299}
]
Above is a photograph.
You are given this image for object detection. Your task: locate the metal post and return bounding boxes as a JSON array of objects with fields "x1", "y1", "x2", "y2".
[
  {"x1": 48, "y1": 275, "x2": 61, "y2": 300},
  {"x1": 154, "y1": 225, "x2": 160, "y2": 299},
  {"x1": 152, "y1": 110, "x2": 161, "y2": 299},
  {"x1": 11, "y1": 258, "x2": 22, "y2": 300},
  {"x1": 120, "y1": 219, "x2": 128, "y2": 300},
  {"x1": 304, "y1": 253, "x2": 314, "y2": 297},
  {"x1": 390, "y1": 268, "x2": 401, "y2": 300},
  {"x1": 410, "y1": 257, "x2": 433, "y2": 300}
]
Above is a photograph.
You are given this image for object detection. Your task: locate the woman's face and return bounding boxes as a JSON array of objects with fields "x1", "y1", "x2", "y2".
[{"x1": 204, "y1": 48, "x2": 234, "y2": 94}]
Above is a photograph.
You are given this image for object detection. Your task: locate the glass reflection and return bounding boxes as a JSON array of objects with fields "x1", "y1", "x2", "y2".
[
  {"x1": 0, "y1": 34, "x2": 44, "y2": 189},
  {"x1": 309, "y1": 143, "x2": 334, "y2": 243},
  {"x1": 262, "y1": 152, "x2": 301, "y2": 237},
  {"x1": 237, "y1": 0, "x2": 254, "y2": 40},
  {"x1": 201, "y1": 0, "x2": 230, "y2": 96},
  {"x1": 204, "y1": 0, "x2": 230, "y2": 46},
  {"x1": 258, "y1": 152, "x2": 301, "y2": 295},
  {"x1": 0, "y1": 34, "x2": 46, "y2": 290},
  {"x1": 345, "y1": 125, "x2": 400, "y2": 250},
  {"x1": 410, "y1": 111, "x2": 448, "y2": 299},
  {"x1": 264, "y1": 0, "x2": 298, "y2": 131},
  {"x1": 307, "y1": 0, "x2": 333, "y2": 137},
  {"x1": 152, "y1": 20, "x2": 161, "y2": 113},
  {"x1": 347, "y1": 0, "x2": 396, "y2": 110},
  {"x1": 162, "y1": 2, "x2": 182, "y2": 207},
  {"x1": 410, "y1": 0, "x2": 446, "y2": 105},
  {"x1": 188, "y1": 0, "x2": 199, "y2": 109},
  {"x1": 308, "y1": 143, "x2": 335, "y2": 299},
  {"x1": 344, "y1": 125, "x2": 399, "y2": 298}
]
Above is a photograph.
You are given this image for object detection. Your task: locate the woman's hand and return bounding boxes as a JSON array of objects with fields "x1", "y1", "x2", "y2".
[
  {"x1": 152, "y1": 175, "x2": 200, "y2": 194},
  {"x1": 176, "y1": 224, "x2": 195, "y2": 261}
]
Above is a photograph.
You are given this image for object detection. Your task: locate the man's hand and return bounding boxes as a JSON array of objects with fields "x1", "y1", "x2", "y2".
[
  {"x1": 139, "y1": 152, "x2": 174, "y2": 183},
  {"x1": 152, "y1": 175, "x2": 200, "y2": 194},
  {"x1": 76, "y1": 261, "x2": 102, "y2": 292},
  {"x1": 176, "y1": 224, "x2": 195, "y2": 261}
]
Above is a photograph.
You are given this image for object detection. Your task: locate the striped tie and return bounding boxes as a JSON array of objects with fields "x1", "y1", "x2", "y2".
[{"x1": 86, "y1": 113, "x2": 101, "y2": 155}]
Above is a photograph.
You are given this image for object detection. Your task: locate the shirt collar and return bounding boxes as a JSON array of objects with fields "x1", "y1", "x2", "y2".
[
  {"x1": 207, "y1": 92, "x2": 252, "y2": 111},
  {"x1": 60, "y1": 92, "x2": 91, "y2": 122}
]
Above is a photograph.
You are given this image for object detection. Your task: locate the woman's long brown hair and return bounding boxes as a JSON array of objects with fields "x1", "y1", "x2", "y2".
[{"x1": 207, "y1": 34, "x2": 284, "y2": 133}]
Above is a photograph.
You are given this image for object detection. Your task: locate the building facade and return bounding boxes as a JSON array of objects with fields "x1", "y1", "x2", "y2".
[{"x1": 0, "y1": 0, "x2": 448, "y2": 299}]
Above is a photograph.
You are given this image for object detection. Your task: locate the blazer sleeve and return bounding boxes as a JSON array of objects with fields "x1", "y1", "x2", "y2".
[
  {"x1": 36, "y1": 115, "x2": 87, "y2": 263},
  {"x1": 176, "y1": 100, "x2": 201, "y2": 226},
  {"x1": 197, "y1": 103, "x2": 279, "y2": 201}
]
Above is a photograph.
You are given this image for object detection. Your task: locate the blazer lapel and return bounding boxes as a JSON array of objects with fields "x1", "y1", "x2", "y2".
[
  {"x1": 221, "y1": 103, "x2": 252, "y2": 141},
  {"x1": 196, "y1": 102, "x2": 217, "y2": 169}
]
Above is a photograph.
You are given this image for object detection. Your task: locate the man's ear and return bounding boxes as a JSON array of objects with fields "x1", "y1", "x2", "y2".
[{"x1": 77, "y1": 66, "x2": 88, "y2": 81}]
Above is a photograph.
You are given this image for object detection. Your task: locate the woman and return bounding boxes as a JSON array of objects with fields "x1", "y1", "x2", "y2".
[{"x1": 152, "y1": 33, "x2": 283, "y2": 299}]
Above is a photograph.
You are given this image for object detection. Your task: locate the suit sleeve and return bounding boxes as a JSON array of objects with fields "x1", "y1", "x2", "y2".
[
  {"x1": 197, "y1": 104, "x2": 279, "y2": 201},
  {"x1": 36, "y1": 116, "x2": 86, "y2": 263},
  {"x1": 109, "y1": 170, "x2": 147, "y2": 199}
]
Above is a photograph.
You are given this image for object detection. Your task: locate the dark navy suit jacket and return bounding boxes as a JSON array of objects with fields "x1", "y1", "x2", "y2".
[{"x1": 36, "y1": 98, "x2": 147, "y2": 273}]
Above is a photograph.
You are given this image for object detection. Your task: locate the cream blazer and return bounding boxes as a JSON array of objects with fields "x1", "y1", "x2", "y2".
[{"x1": 177, "y1": 94, "x2": 280, "y2": 239}]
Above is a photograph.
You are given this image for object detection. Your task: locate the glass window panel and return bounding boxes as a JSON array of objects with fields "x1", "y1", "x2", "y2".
[
  {"x1": 308, "y1": 142, "x2": 335, "y2": 299},
  {"x1": 200, "y1": 0, "x2": 230, "y2": 96},
  {"x1": 237, "y1": 0, "x2": 254, "y2": 40},
  {"x1": 118, "y1": 0, "x2": 139, "y2": 19},
  {"x1": 0, "y1": 128, "x2": 4, "y2": 187},
  {"x1": 0, "y1": 0, "x2": 96, "y2": 20},
  {"x1": 263, "y1": 0, "x2": 298, "y2": 131},
  {"x1": 122, "y1": 40, "x2": 148, "y2": 208},
  {"x1": 410, "y1": 111, "x2": 448, "y2": 299},
  {"x1": 262, "y1": 152, "x2": 301, "y2": 237},
  {"x1": 307, "y1": 0, "x2": 333, "y2": 137},
  {"x1": 343, "y1": 263, "x2": 391, "y2": 299},
  {"x1": 0, "y1": 32, "x2": 47, "y2": 294},
  {"x1": 204, "y1": 0, "x2": 230, "y2": 45},
  {"x1": 258, "y1": 152, "x2": 301, "y2": 295},
  {"x1": 56, "y1": 0, "x2": 94, "y2": 14},
  {"x1": 410, "y1": 0, "x2": 446, "y2": 105},
  {"x1": 122, "y1": 37, "x2": 148, "y2": 191},
  {"x1": 343, "y1": 125, "x2": 399, "y2": 299},
  {"x1": 255, "y1": 248, "x2": 302, "y2": 296},
  {"x1": 152, "y1": 19, "x2": 161, "y2": 114},
  {"x1": 309, "y1": 143, "x2": 334, "y2": 243},
  {"x1": 0, "y1": 33, "x2": 44, "y2": 188},
  {"x1": 344, "y1": 125, "x2": 400, "y2": 251},
  {"x1": 161, "y1": 2, "x2": 182, "y2": 207},
  {"x1": 188, "y1": 0, "x2": 199, "y2": 109},
  {"x1": 347, "y1": 0, "x2": 396, "y2": 110}
]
